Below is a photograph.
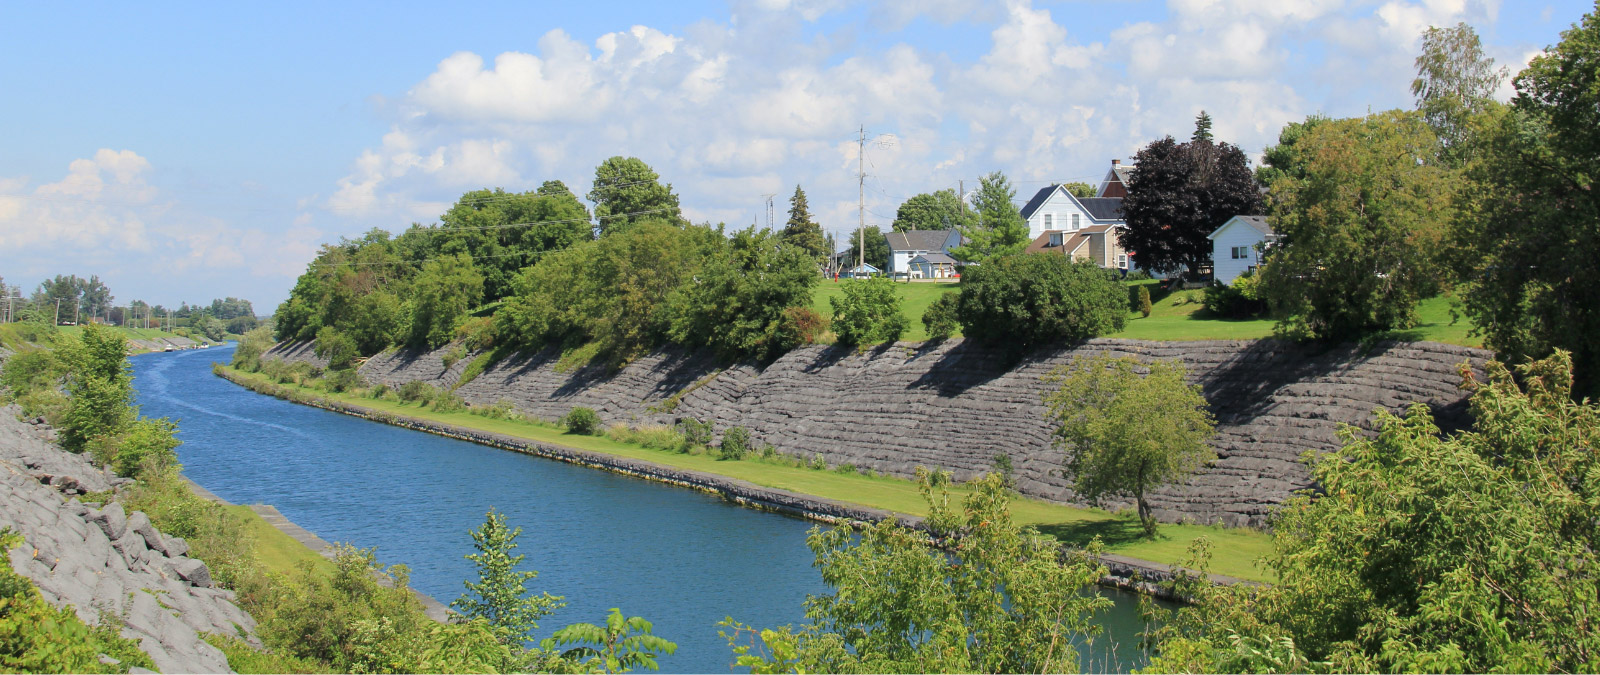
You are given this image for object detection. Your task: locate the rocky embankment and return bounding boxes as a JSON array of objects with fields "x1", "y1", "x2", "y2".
[
  {"x1": 267, "y1": 337, "x2": 1490, "y2": 527},
  {"x1": 0, "y1": 406, "x2": 256, "y2": 673}
]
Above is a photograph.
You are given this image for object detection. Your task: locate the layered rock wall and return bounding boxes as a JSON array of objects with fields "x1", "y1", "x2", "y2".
[
  {"x1": 0, "y1": 407, "x2": 256, "y2": 673},
  {"x1": 304, "y1": 338, "x2": 1489, "y2": 527}
]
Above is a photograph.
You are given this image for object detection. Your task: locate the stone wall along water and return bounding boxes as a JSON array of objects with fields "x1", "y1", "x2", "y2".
[{"x1": 265, "y1": 337, "x2": 1492, "y2": 528}]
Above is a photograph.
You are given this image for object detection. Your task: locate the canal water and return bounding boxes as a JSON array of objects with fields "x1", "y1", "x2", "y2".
[{"x1": 130, "y1": 344, "x2": 1155, "y2": 672}]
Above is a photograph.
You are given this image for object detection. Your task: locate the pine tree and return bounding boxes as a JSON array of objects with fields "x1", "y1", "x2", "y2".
[
  {"x1": 1192, "y1": 110, "x2": 1214, "y2": 144},
  {"x1": 453, "y1": 509, "x2": 565, "y2": 645},
  {"x1": 781, "y1": 185, "x2": 829, "y2": 262}
]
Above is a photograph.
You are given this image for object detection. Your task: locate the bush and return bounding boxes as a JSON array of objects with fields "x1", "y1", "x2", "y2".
[
  {"x1": 325, "y1": 368, "x2": 364, "y2": 393},
  {"x1": 314, "y1": 326, "x2": 359, "y2": 371},
  {"x1": 472, "y1": 398, "x2": 518, "y2": 420},
  {"x1": 431, "y1": 392, "x2": 467, "y2": 413},
  {"x1": 1126, "y1": 269, "x2": 1152, "y2": 281},
  {"x1": 921, "y1": 293, "x2": 960, "y2": 340},
  {"x1": 607, "y1": 425, "x2": 684, "y2": 451},
  {"x1": 0, "y1": 529, "x2": 155, "y2": 673},
  {"x1": 830, "y1": 277, "x2": 908, "y2": 346},
  {"x1": 398, "y1": 380, "x2": 436, "y2": 403},
  {"x1": 675, "y1": 418, "x2": 713, "y2": 452},
  {"x1": 0, "y1": 350, "x2": 57, "y2": 397},
  {"x1": 441, "y1": 343, "x2": 468, "y2": 370},
  {"x1": 562, "y1": 407, "x2": 601, "y2": 435},
  {"x1": 87, "y1": 417, "x2": 180, "y2": 479},
  {"x1": 454, "y1": 315, "x2": 496, "y2": 352},
  {"x1": 956, "y1": 254, "x2": 1128, "y2": 356},
  {"x1": 1136, "y1": 285, "x2": 1154, "y2": 317},
  {"x1": 231, "y1": 326, "x2": 276, "y2": 372},
  {"x1": 769, "y1": 306, "x2": 829, "y2": 352},
  {"x1": 1202, "y1": 271, "x2": 1266, "y2": 319},
  {"x1": 809, "y1": 454, "x2": 828, "y2": 470},
  {"x1": 719, "y1": 426, "x2": 750, "y2": 460},
  {"x1": 368, "y1": 383, "x2": 389, "y2": 399}
]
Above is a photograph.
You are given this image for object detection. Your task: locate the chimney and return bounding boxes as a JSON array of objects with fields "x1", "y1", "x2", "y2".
[{"x1": 1111, "y1": 159, "x2": 1121, "y2": 166}]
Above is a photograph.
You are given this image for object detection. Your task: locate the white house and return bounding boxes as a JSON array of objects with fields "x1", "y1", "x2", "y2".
[
  {"x1": 1208, "y1": 215, "x2": 1277, "y2": 284},
  {"x1": 1018, "y1": 183, "x2": 1126, "y2": 242},
  {"x1": 885, "y1": 230, "x2": 962, "y2": 276}
]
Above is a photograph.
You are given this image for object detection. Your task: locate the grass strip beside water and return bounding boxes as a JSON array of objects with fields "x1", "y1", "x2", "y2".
[{"x1": 221, "y1": 366, "x2": 1275, "y2": 582}]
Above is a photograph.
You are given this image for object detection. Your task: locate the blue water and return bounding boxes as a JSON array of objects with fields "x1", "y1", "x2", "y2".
[{"x1": 129, "y1": 345, "x2": 1153, "y2": 672}]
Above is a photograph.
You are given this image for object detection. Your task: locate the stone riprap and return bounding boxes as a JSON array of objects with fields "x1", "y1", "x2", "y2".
[
  {"x1": 0, "y1": 406, "x2": 256, "y2": 673},
  {"x1": 334, "y1": 338, "x2": 1487, "y2": 528},
  {"x1": 260, "y1": 339, "x2": 328, "y2": 369},
  {"x1": 359, "y1": 346, "x2": 479, "y2": 390}
]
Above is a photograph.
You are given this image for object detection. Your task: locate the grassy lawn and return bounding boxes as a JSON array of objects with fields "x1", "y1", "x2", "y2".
[
  {"x1": 1111, "y1": 282, "x2": 1482, "y2": 347},
  {"x1": 225, "y1": 504, "x2": 336, "y2": 578},
  {"x1": 812, "y1": 280, "x2": 961, "y2": 343},
  {"x1": 225, "y1": 367, "x2": 1276, "y2": 581}
]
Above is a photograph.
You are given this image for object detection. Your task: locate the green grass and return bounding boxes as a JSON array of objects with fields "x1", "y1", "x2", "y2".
[
  {"x1": 225, "y1": 503, "x2": 336, "y2": 578},
  {"x1": 225, "y1": 367, "x2": 1276, "y2": 581},
  {"x1": 1111, "y1": 283, "x2": 1482, "y2": 347},
  {"x1": 812, "y1": 280, "x2": 961, "y2": 343}
]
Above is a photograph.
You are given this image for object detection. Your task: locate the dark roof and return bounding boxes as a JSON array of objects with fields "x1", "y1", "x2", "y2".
[
  {"x1": 909, "y1": 252, "x2": 958, "y2": 265},
  {"x1": 885, "y1": 229, "x2": 956, "y2": 251},
  {"x1": 1018, "y1": 186, "x2": 1057, "y2": 220},
  {"x1": 1078, "y1": 197, "x2": 1124, "y2": 220}
]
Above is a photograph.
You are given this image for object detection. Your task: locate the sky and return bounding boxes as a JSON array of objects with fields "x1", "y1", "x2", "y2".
[{"x1": 0, "y1": 0, "x2": 1591, "y2": 311}]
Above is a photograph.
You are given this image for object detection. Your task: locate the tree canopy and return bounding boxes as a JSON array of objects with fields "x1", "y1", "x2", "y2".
[
  {"x1": 955, "y1": 253, "x2": 1128, "y2": 357},
  {"x1": 844, "y1": 225, "x2": 890, "y2": 272},
  {"x1": 587, "y1": 156, "x2": 685, "y2": 236},
  {"x1": 890, "y1": 189, "x2": 971, "y2": 233},
  {"x1": 1412, "y1": 22, "x2": 1507, "y2": 163},
  {"x1": 780, "y1": 185, "x2": 829, "y2": 262},
  {"x1": 1119, "y1": 117, "x2": 1263, "y2": 277},
  {"x1": 949, "y1": 172, "x2": 1028, "y2": 263}
]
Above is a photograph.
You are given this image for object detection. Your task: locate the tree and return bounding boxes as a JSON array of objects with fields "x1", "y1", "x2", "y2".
[
  {"x1": 33, "y1": 275, "x2": 113, "y2": 323},
  {"x1": 436, "y1": 188, "x2": 594, "y2": 302},
  {"x1": 890, "y1": 189, "x2": 971, "y2": 232},
  {"x1": 55, "y1": 323, "x2": 134, "y2": 451},
  {"x1": 1119, "y1": 117, "x2": 1263, "y2": 277},
  {"x1": 843, "y1": 226, "x2": 890, "y2": 272},
  {"x1": 1142, "y1": 351, "x2": 1600, "y2": 673},
  {"x1": 314, "y1": 326, "x2": 359, "y2": 371},
  {"x1": 587, "y1": 157, "x2": 685, "y2": 236},
  {"x1": 955, "y1": 254, "x2": 1128, "y2": 357},
  {"x1": 452, "y1": 510, "x2": 565, "y2": 646},
  {"x1": 828, "y1": 276, "x2": 907, "y2": 346},
  {"x1": 1457, "y1": 5, "x2": 1600, "y2": 398},
  {"x1": 406, "y1": 253, "x2": 484, "y2": 350},
  {"x1": 723, "y1": 469, "x2": 1110, "y2": 674},
  {"x1": 1255, "y1": 115, "x2": 1332, "y2": 189},
  {"x1": 1061, "y1": 182, "x2": 1096, "y2": 199},
  {"x1": 1258, "y1": 110, "x2": 1455, "y2": 341},
  {"x1": 1412, "y1": 22, "x2": 1506, "y2": 163},
  {"x1": 780, "y1": 186, "x2": 828, "y2": 262},
  {"x1": 543, "y1": 609, "x2": 678, "y2": 673},
  {"x1": 950, "y1": 172, "x2": 1028, "y2": 263},
  {"x1": 1044, "y1": 354, "x2": 1215, "y2": 535},
  {"x1": 668, "y1": 226, "x2": 819, "y2": 361}
]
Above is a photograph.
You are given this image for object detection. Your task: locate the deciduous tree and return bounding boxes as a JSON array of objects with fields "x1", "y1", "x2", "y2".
[
  {"x1": 828, "y1": 276, "x2": 906, "y2": 346},
  {"x1": 453, "y1": 509, "x2": 565, "y2": 646},
  {"x1": 1258, "y1": 110, "x2": 1455, "y2": 341},
  {"x1": 955, "y1": 254, "x2": 1127, "y2": 357},
  {"x1": 843, "y1": 225, "x2": 890, "y2": 272},
  {"x1": 950, "y1": 172, "x2": 1028, "y2": 263},
  {"x1": 890, "y1": 189, "x2": 971, "y2": 232},
  {"x1": 668, "y1": 226, "x2": 819, "y2": 361},
  {"x1": 1044, "y1": 354, "x2": 1215, "y2": 535},
  {"x1": 1120, "y1": 115, "x2": 1263, "y2": 277},
  {"x1": 1412, "y1": 22, "x2": 1506, "y2": 164},
  {"x1": 587, "y1": 157, "x2": 685, "y2": 236},
  {"x1": 406, "y1": 253, "x2": 484, "y2": 350}
]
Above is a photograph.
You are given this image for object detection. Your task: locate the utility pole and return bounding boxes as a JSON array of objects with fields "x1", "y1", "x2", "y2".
[
  {"x1": 959, "y1": 180, "x2": 966, "y2": 217},
  {"x1": 54, "y1": 299, "x2": 61, "y2": 326},
  {"x1": 858, "y1": 126, "x2": 866, "y2": 272}
]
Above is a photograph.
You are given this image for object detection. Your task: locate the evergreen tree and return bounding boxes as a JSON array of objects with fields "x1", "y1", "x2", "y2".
[
  {"x1": 453, "y1": 510, "x2": 565, "y2": 646},
  {"x1": 780, "y1": 185, "x2": 829, "y2": 262},
  {"x1": 1192, "y1": 110, "x2": 1214, "y2": 144}
]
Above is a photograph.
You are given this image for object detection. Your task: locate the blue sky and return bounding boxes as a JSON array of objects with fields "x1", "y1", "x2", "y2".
[{"x1": 1, "y1": 0, "x2": 1591, "y2": 310}]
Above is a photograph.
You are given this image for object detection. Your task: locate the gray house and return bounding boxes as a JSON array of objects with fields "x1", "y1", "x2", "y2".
[{"x1": 885, "y1": 230, "x2": 962, "y2": 278}]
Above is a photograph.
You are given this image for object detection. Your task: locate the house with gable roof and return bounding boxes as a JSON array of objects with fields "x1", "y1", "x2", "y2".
[
  {"x1": 1018, "y1": 164, "x2": 1131, "y2": 271},
  {"x1": 885, "y1": 229, "x2": 962, "y2": 278},
  {"x1": 1208, "y1": 215, "x2": 1278, "y2": 284}
]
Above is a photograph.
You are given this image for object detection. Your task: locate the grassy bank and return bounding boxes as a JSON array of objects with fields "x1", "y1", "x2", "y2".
[
  {"x1": 221, "y1": 365, "x2": 1276, "y2": 581},
  {"x1": 811, "y1": 280, "x2": 960, "y2": 343}
]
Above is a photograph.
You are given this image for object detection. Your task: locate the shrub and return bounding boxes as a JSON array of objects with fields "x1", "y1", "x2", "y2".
[
  {"x1": 760, "y1": 444, "x2": 778, "y2": 459},
  {"x1": 432, "y1": 392, "x2": 467, "y2": 414},
  {"x1": 921, "y1": 293, "x2": 960, "y2": 340},
  {"x1": 398, "y1": 381, "x2": 436, "y2": 403},
  {"x1": 562, "y1": 407, "x2": 601, "y2": 435},
  {"x1": 231, "y1": 326, "x2": 276, "y2": 372},
  {"x1": 369, "y1": 383, "x2": 389, "y2": 399},
  {"x1": 719, "y1": 426, "x2": 750, "y2": 460},
  {"x1": 1202, "y1": 271, "x2": 1267, "y2": 319},
  {"x1": 472, "y1": 399, "x2": 518, "y2": 420},
  {"x1": 314, "y1": 326, "x2": 359, "y2": 371},
  {"x1": 769, "y1": 306, "x2": 829, "y2": 352},
  {"x1": 454, "y1": 315, "x2": 496, "y2": 352},
  {"x1": 1126, "y1": 269, "x2": 1152, "y2": 281},
  {"x1": 810, "y1": 454, "x2": 828, "y2": 471},
  {"x1": 441, "y1": 343, "x2": 468, "y2": 370},
  {"x1": 0, "y1": 350, "x2": 57, "y2": 397},
  {"x1": 87, "y1": 417, "x2": 180, "y2": 478},
  {"x1": 956, "y1": 254, "x2": 1128, "y2": 356},
  {"x1": 835, "y1": 463, "x2": 857, "y2": 475},
  {"x1": 1136, "y1": 285, "x2": 1153, "y2": 317},
  {"x1": 830, "y1": 277, "x2": 908, "y2": 346},
  {"x1": 675, "y1": 418, "x2": 713, "y2": 452},
  {"x1": 325, "y1": 368, "x2": 364, "y2": 393}
]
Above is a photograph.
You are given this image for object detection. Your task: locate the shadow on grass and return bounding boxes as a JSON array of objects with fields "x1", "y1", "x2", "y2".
[{"x1": 1035, "y1": 517, "x2": 1154, "y2": 549}]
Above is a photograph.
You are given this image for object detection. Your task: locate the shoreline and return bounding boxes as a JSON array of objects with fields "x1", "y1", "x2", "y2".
[{"x1": 214, "y1": 366, "x2": 1253, "y2": 598}]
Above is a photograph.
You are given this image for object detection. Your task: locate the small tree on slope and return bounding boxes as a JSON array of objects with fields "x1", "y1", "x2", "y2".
[{"x1": 453, "y1": 509, "x2": 566, "y2": 645}]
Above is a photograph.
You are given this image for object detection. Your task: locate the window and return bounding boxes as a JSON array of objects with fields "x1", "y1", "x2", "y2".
[
  {"x1": 1117, "y1": 253, "x2": 1129, "y2": 269},
  {"x1": 1231, "y1": 246, "x2": 1251, "y2": 259},
  {"x1": 1049, "y1": 233, "x2": 1063, "y2": 247},
  {"x1": 1043, "y1": 213, "x2": 1053, "y2": 228},
  {"x1": 1071, "y1": 213, "x2": 1081, "y2": 229}
]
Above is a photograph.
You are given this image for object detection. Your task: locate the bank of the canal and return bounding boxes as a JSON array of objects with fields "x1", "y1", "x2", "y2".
[{"x1": 135, "y1": 344, "x2": 1161, "y2": 672}]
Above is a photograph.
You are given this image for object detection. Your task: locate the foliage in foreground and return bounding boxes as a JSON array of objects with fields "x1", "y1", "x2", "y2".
[
  {"x1": 1142, "y1": 350, "x2": 1600, "y2": 673},
  {"x1": 724, "y1": 469, "x2": 1110, "y2": 673},
  {"x1": 453, "y1": 510, "x2": 565, "y2": 646},
  {"x1": 1045, "y1": 354, "x2": 1216, "y2": 536},
  {"x1": 0, "y1": 529, "x2": 154, "y2": 674},
  {"x1": 828, "y1": 276, "x2": 908, "y2": 346}
]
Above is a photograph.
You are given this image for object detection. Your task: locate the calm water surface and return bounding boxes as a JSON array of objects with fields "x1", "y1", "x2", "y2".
[{"x1": 130, "y1": 345, "x2": 1154, "y2": 672}]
